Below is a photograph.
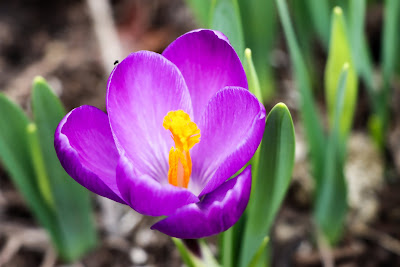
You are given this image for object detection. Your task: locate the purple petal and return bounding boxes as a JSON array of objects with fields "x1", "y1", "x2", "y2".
[
  {"x1": 151, "y1": 165, "x2": 252, "y2": 239},
  {"x1": 55, "y1": 105, "x2": 125, "y2": 203},
  {"x1": 190, "y1": 87, "x2": 265, "y2": 196},
  {"x1": 162, "y1": 29, "x2": 247, "y2": 121},
  {"x1": 186, "y1": 28, "x2": 231, "y2": 43},
  {"x1": 107, "y1": 51, "x2": 193, "y2": 182},
  {"x1": 116, "y1": 155, "x2": 199, "y2": 216}
]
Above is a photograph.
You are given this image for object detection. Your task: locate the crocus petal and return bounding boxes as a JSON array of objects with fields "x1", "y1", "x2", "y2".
[
  {"x1": 190, "y1": 87, "x2": 265, "y2": 196},
  {"x1": 187, "y1": 28, "x2": 231, "y2": 43},
  {"x1": 162, "y1": 29, "x2": 247, "y2": 121},
  {"x1": 116, "y1": 155, "x2": 199, "y2": 216},
  {"x1": 55, "y1": 105, "x2": 124, "y2": 203},
  {"x1": 151, "y1": 165, "x2": 252, "y2": 239},
  {"x1": 107, "y1": 51, "x2": 193, "y2": 181}
]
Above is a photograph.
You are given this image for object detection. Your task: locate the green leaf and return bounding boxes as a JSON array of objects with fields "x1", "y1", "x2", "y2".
[
  {"x1": 304, "y1": 0, "x2": 331, "y2": 46},
  {"x1": 382, "y1": 0, "x2": 400, "y2": 90},
  {"x1": 210, "y1": 0, "x2": 245, "y2": 60},
  {"x1": 199, "y1": 239, "x2": 220, "y2": 267},
  {"x1": 248, "y1": 237, "x2": 269, "y2": 267},
  {"x1": 32, "y1": 76, "x2": 97, "y2": 261},
  {"x1": 348, "y1": 0, "x2": 379, "y2": 115},
  {"x1": 290, "y1": 0, "x2": 314, "y2": 54},
  {"x1": 325, "y1": 7, "x2": 358, "y2": 140},
  {"x1": 172, "y1": 238, "x2": 204, "y2": 267},
  {"x1": 220, "y1": 214, "x2": 246, "y2": 267},
  {"x1": 220, "y1": 226, "x2": 234, "y2": 267},
  {"x1": 239, "y1": 103, "x2": 295, "y2": 267},
  {"x1": 368, "y1": 114, "x2": 385, "y2": 148},
  {"x1": 26, "y1": 123, "x2": 55, "y2": 209},
  {"x1": 244, "y1": 48, "x2": 263, "y2": 103},
  {"x1": 238, "y1": 0, "x2": 277, "y2": 100},
  {"x1": 315, "y1": 65, "x2": 349, "y2": 244},
  {"x1": 185, "y1": 0, "x2": 212, "y2": 26},
  {"x1": 276, "y1": 0, "x2": 325, "y2": 187},
  {"x1": 0, "y1": 94, "x2": 63, "y2": 251},
  {"x1": 347, "y1": 0, "x2": 387, "y2": 148},
  {"x1": 373, "y1": 0, "x2": 400, "y2": 146},
  {"x1": 172, "y1": 238, "x2": 220, "y2": 267},
  {"x1": 348, "y1": 0, "x2": 366, "y2": 77}
]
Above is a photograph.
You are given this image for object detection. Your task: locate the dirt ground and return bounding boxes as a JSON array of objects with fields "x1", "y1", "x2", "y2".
[{"x1": 0, "y1": 0, "x2": 399, "y2": 266}]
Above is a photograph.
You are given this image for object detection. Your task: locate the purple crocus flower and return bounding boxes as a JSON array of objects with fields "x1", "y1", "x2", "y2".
[{"x1": 55, "y1": 29, "x2": 265, "y2": 239}]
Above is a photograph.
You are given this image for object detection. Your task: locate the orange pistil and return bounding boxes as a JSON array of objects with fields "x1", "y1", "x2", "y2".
[{"x1": 163, "y1": 110, "x2": 200, "y2": 188}]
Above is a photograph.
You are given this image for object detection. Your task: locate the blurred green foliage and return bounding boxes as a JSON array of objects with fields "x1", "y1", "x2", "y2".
[
  {"x1": 325, "y1": 7, "x2": 358, "y2": 139},
  {"x1": 0, "y1": 77, "x2": 97, "y2": 262},
  {"x1": 276, "y1": 0, "x2": 355, "y2": 245},
  {"x1": 183, "y1": 0, "x2": 399, "y2": 264}
]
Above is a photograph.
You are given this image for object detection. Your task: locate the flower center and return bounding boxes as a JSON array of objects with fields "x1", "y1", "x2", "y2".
[{"x1": 163, "y1": 110, "x2": 200, "y2": 188}]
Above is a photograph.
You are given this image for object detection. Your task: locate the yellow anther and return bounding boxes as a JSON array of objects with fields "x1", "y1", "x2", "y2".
[{"x1": 163, "y1": 110, "x2": 200, "y2": 188}]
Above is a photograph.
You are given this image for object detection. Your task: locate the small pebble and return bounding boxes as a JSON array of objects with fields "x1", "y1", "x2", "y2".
[{"x1": 130, "y1": 247, "x2": 148, "y2": 265}]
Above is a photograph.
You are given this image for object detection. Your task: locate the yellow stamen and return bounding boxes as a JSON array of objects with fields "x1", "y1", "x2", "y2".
[{"x1": 163, "y1": 110, "x2": 200, "y2": 188}]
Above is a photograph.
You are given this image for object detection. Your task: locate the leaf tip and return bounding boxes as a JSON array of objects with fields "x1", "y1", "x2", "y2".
[
  {"x1": 275, "y1": 102, "x2": 288, "y2": 110},
  {"x1": 26, "y1": 122, "x2": 37, "y2": 134},
  {"x1": 244, "y1": 48, "x2": 252, "y2": 58},
  {"x1": 333, "y1": 6, "x2": 343, "y2": 16},
  {"x1": 33, "y1": 76, "x2": 46, "y2": 86}
]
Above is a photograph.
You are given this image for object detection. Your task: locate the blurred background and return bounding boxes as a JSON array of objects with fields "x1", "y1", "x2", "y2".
[{"x1": 0, "y1": 0, "x2": 399, "y2": 266}]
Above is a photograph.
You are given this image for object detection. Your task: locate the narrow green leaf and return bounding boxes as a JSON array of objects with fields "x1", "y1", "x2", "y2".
[
  {"x1": 32, "y1": 76, "x2": 96, "y2": 261},
  {"x1": 0, "y1": 94, "x2": 63, "y2": 252},
  {"x1": 315, "y1": 65, "x2": 349, "y2": 244},
  {"x1": 325, "y1": 7, "x2": 358, "y2": 139},
  {"x1": 304, "y1": 0, "x2": 331, "y2": 46},
  {"x1": 358, "y1": 36, "x2": 375, "y2": 95},
  {"x1": 276, "y1": 0, "x2": 325, "y2": 186},
  {"x1": 26, "y1": 123, "x2": 55, "y2": 209},
  {"x1": 348, "y1": 0, "x2": 378, "y2": 111},
  {"x1": 331, "y1": 65, "x2": 350, "y2": 138},
  {"x1": 210, "y1": 0, "x2": 245, "y2": 60},
  {"x1": 172, "y1": 238, "x2": 204, "y2": 267},
  {"x1": 0, "y1": 94, "x2": 34, "y2": 191},
  {"x1": 244, "y1": 47, "x2": 262, "y2": 183},
  {"x1": 368, "y1": 114, "x2": 385, "y2": 148},
  {"x1": 238, "y1": 0, "x2": 277, "y2": 100},
  {"x1": 220, "y1": 210, "x2": 246, "y2": 267},
  {"x1": 290, "y1": 0, "x2": 323, "y2": 99},
  {"x1": 221, "y1": 227, "x2": 234, "y2": 267},
  {"x1": 373, "y1": 0, "x2": 400, "y2": 146},
  {"x1": 382, "y1": 0, "x2": 400, "y2": 89},
  {"x1": 248, "y1": 237, "x2": 269, "y2": 267},
  {"x1": 347, "y1": 0, "x2": 384, "y2": 147},
  {"x1": 0, "y1": 94, "x2": 33, "y2": 189},
  {"x1": 290, "y1": 0, "x2": 313, "y2": 53},
  {"x1": 244, "y1": 48, "x2": 263, "y2": 103},
  {"x1": 172, "y1": 238, "x2": 220, "y2": 267},
  {"x1": 185, "y1": 0, "x2": 212, "y2": 26},
  {"x1": 348, "y1": 0, "x2": 365, "y2": 77},
  {"x1": 199, "y1": 239, "x2": 220, "y2": 267},
  {"x1": 239, "y1": 103, "x2": 295, "y2": 267}
]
